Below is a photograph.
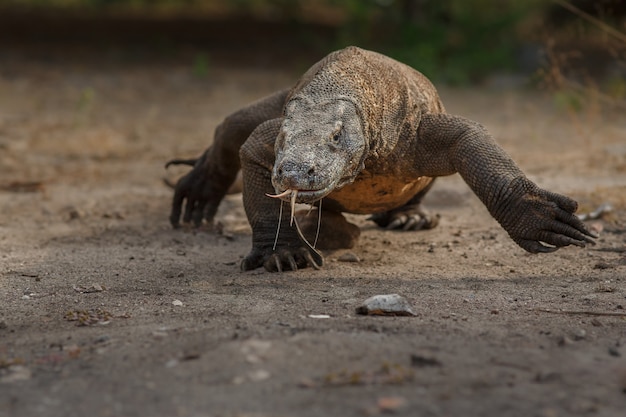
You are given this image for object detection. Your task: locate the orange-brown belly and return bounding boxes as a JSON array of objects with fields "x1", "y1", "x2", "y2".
[{"x1": 326, "y1": 175, "x2": 433, "y2": 214}]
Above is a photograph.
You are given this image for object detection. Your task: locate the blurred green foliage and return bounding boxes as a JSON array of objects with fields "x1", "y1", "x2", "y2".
[
  {"x1": 327, "y1": 0, "x2": 547, "y2": 84},
  {"x1": 0, "y1": 0, "x2": 559, "y2": 83}
]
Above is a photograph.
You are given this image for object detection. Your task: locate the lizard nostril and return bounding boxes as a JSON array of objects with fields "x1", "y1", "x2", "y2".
[{"x1": 307, "y1": 167, "x2": 315, "y2": 176}]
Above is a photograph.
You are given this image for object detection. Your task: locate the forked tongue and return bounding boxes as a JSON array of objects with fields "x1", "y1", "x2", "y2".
[{"x1": 265, "y1": 189, "x2": 323, "y2": 267}]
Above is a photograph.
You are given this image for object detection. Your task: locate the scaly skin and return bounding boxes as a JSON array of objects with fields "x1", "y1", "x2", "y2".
[{"x1": 168, "y1": 46, "x2": 597, "y2": 272}]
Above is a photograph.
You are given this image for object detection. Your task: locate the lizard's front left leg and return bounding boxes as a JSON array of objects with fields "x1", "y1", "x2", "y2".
[
  {"x1": 413, "y1": 114, "x2": 597, "y2": 253},
  {"x1": 239, "y1": 119, "x2": 323, "y2": 272}
]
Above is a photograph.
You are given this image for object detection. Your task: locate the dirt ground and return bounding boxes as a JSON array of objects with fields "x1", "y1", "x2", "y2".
[{"x1": 1, "y1": 45, "x2": 626, "y2": 417}]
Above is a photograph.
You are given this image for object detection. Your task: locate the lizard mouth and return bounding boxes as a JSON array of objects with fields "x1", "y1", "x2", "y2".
[{"x1": 267, "y1": 187, "x2": 331, "y2": 204}]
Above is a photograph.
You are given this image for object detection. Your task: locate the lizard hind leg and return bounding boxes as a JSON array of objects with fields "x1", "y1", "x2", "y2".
[{"x1": 369, "y1": 179, "x2": 440, "y2": 231}]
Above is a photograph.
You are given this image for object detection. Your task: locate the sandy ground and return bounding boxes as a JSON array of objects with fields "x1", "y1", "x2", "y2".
[{"x1": 1, "y1": 47, "x2": 626, "y2": 417}]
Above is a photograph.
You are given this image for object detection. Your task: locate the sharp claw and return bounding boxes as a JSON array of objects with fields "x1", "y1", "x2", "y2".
[
  {"x1": 536, "y1": 244, "x2": 558, "y2": 253},
  {"x1": 405, "y1": 217, "x2": 427, "y2": 231},
  {"x1": 287, "y1": 255, "x2": 298, "y2": 271},
  {"x1": 386, "y1": 215, "x2": 407, "y2": 230},
  {"x1": 585, "y1": 235, "x2": 597, "y2": 244},
  {"x1": 192, "y1": 201, "x2": 207, "y2": 227},
  {"x1": 304, "y1": 251, "x2": 322, "y2": 270},
  {"x1": 183, "y1": 199, "x2": 195, "y2": 223},
  {"x1": 275, "y1": 255, "x2": 283, "y2": 273}
]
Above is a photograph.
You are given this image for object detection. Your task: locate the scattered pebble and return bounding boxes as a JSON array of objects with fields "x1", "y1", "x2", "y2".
[
  {"x1": 595, "y1": 283, "x2": 616, "y2": 292},
  {"x1": 535, "y1": 371, "x2": 561, "y2": 383},
  {"x1": 376, "y1": 396, "x2": 407, "y2": 413},
  {"x1": 73, "y1": 284, "x2": 104, "y2": 293},
  {"x1": 356, "y1": 294, "x2": 416, "y2": 317},
  {"x1": 557, "y1": 336, "x2": 574, "y2": 346},
  {"x1": 609, "y1": 347, "x2": 621, "y2": 357},
  {"x1": 589, "y1": 222, "x2": 603, "y2": 234},
  {"x1": 165, "y1": 359, "x2": 179, "y2": 368},
  {"x1": 64, "y1": 309, "x2": 114, "y2": 326},
  {"x1": 410, "y1": 353, "x2": 442, "y2": 368},
  {"x1": 248, "y1": 369, "x2": 271, "y2": 382},
  {"x1": 64, "y1": 344, "x2": 81, "y2": 359},
  {"x1": 308, "y1": 314, "x2": 331, "y2": 319},
  {"x1": 0, "y1": 365, "x2": 31, "y2": 383},
  {"x1": 241, "y1": 339, "x2": 272, "y2": 364},
  {"x1": 152, "y1": 331, "x2": 168, "y2": 340},
  {"x1": 172, "y1": 299, "x2": 183, "y2": 306},
  {"x1": 67, "y1": 207, "x2": 84, "y2": 220},
  {"x1": 0, "y1": 320, "x2": 7, "y2": 330}
]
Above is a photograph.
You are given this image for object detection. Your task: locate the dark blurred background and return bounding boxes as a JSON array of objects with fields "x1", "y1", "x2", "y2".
[{"x1": 0, "y1": 0, "x2": 624, "y2": 93}]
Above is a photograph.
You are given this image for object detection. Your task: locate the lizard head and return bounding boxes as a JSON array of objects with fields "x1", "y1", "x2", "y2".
[{"x1": 271, "y1": 97, "x2": 367, "y2": 204}]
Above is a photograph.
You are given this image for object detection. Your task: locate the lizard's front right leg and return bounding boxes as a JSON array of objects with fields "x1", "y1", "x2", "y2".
[
  {"x1": 168, "y1": 89, "x2": 290, "y2": 227},
  {"x1": 239, "y1": 119, "x2": 323, "y2": 272}
]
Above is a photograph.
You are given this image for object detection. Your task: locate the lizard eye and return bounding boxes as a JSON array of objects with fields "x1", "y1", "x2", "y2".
[{"x1": 331, "y1": 129, "x2": 342, "y2": 144}]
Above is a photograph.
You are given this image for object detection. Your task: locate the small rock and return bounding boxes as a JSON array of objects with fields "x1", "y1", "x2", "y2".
[
  {"x1": 609, "y1": 347, "x2": 621, "y2": 357},
  {"x1": 172, "y1": 299, "x2": 183, "y2": 307},
  {"x1": 590, "y1": 222, "x2": 603, "y2": 234},
  {"x1": 356, "y1": 294, "x2": 416, "y2": 317},
  {"x1": 557, "y1": 336, "x2": 574, "y2": 346},
  {"x1": 410, "y1": 353, "x2": 442, "y2": 367},
  {"x1": 0, "y1": 320, "x2": 7, "y2": 330},
  {"x1": 67, "y1": 207, "x2": 84, "y2": 220},
  {"x1": 573, "y1": 329, "x2": 586, "y2": 341},
  {"x1": 73, "y1": 284, "x2": 104, "y2": 293},
  {"x1": 535, "y1": 371, "x2": 561, "y2": 383},
  {"x1": 337, "y1": 252, "x2": 360, "y2": 263},
  {"x1": 0, "y1": 365, "x2": 32, "y2": 383},
  {"x1": 308, "y1": 314, "x2": 331, "y2": 319},
  {"x1": 248, "y1": 369, "x2": 271, "y2": 382},
  {"x1": 376, "y1": 396, "x2": 407, "y2": 413}
]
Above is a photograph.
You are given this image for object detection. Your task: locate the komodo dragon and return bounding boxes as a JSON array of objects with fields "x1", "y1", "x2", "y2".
[{"x1": 167, "y1": 46, "x2": 597, "y2": 272}]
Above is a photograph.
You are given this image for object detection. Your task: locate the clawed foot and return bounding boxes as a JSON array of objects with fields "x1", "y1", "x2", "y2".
[
  {"x1": 369, "y1": 205, "x2": 440, "y2": 231},
  {"x1": 166, "y1": 149, "x2": 229, "y2": 228},
  {"x1": 241, "y1": 246, "x2": 323, "y2": 272},
  {"x1": 498, "y1": 178, "x2": 598, "y2": 253}
]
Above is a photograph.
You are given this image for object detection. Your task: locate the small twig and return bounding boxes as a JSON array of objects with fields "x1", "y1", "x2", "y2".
[
  {"x1": 534, "y1": 308, "x2": 626, "y2": 317},
  {"x1": 552, "y1": 0, "x2": 626, "y2": 45}
]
